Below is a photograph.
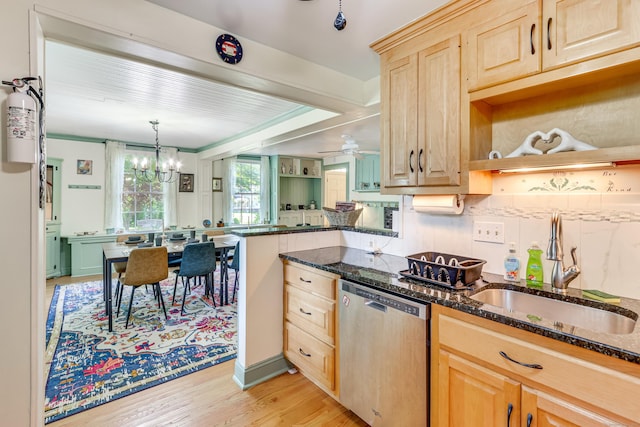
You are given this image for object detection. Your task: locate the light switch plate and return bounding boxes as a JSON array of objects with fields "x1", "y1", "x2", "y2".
[{"x1": 473, "y1": 221, "x2": 505, "y2": 244}]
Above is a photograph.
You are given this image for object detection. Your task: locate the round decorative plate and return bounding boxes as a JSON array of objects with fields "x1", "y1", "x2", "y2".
[
  {"x1": 216, "y1": 34, "x2": 243, "y2": 64},
  {"x1": 203, "y1": 219, "x2": 212, "y2": 228}
]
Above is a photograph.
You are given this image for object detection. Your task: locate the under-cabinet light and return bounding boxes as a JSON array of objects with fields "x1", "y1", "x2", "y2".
[{"x1": 499, "y1": 162, "x2": 615, "y2": 174}]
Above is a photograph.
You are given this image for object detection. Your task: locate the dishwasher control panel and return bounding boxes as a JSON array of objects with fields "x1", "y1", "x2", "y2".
[{"x1": 341, "y1": 280, "x2": 428, "y2": 319}]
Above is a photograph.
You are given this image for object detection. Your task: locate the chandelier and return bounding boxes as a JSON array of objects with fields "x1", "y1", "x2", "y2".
[{"x1": 132, "y1": 120, "x2": 181, "y2": 183}]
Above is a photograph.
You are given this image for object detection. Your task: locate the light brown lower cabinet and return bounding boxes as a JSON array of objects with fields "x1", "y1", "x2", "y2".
[
  {"x1": 282, "y1": 261, "x2": 339, "y2": 398},
  {"x1": 432, "y1": 305, "x2": 640, "y2": 426}
]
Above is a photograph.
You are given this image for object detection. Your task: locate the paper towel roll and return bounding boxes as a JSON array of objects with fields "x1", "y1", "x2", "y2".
[{"x1": 412, "y1": 195, "x2": 464, "y2": 215}]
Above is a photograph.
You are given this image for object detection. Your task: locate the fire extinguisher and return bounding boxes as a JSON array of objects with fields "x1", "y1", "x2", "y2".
[{"x1": 3, "y1": 77, "x2": 43, "y2": 163}]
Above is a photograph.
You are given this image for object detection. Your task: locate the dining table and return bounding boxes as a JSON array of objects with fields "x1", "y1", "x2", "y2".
[{"x1": 102, "y1": 234, "x2": 239, "y2": 332}]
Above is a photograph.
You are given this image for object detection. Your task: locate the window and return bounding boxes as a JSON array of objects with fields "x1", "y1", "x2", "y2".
[
  {"x1": 121, "y1": 153, "x2": 164, "y2": 230},
  {"x1": 233, "y1": 159, "x2": 261, "y2": 225}
]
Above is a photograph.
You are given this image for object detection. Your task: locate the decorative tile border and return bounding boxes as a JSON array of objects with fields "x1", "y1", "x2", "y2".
[{"x1": 466, "y1": 165, "x2": 640, "y2": 222}]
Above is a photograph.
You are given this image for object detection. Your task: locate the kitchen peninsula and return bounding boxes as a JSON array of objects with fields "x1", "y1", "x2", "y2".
[{"x1": 232, "y1": 226, "x2": 640, "y2": 426}]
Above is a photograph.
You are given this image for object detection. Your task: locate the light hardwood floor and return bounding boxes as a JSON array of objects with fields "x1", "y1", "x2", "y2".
[{"x1": 45, "y1": 276, "x2": 366, "y2": 427}]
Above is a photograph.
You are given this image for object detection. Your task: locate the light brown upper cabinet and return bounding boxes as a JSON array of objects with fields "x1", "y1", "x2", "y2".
[
  {"x1": 381, "y1": 36, "x2": 461, "y2": 189},
  {"x1": 467, "y1": 0, "x2": 640, "y2": 91}
]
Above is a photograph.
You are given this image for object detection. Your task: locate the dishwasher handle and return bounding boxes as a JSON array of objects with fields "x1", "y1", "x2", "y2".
[{"x1": 365, "y1": 300, "x2": 387, "y2": 313}]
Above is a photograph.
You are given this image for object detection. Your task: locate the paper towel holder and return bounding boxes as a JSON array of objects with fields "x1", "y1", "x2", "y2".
[
  {"x1": 412, "y1": 194, "x2": 465, "y2": 215},
  {"x1": 413, "y1": 194, "x2": 464, "y2": 206}
]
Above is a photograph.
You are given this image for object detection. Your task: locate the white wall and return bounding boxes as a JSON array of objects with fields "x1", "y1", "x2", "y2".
[
  {"x1": 342, "y1": 165, "x2": 640, "y2": 300},
  {"x1": 47, "y1": 138, "x2": 200, "y2": 234}
]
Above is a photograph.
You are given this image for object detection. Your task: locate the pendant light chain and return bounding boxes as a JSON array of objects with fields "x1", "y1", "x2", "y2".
[{"x1": 334, "y1": 0, "x2": 347, "y2": 30}]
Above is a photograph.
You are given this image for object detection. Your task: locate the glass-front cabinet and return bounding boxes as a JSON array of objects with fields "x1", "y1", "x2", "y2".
[
  {"x1": 354, "y1": 154, "x2": 380, "y2": 192},
  {"x1": 46, "y1": 158, "x2": 62, "y2": 278}
]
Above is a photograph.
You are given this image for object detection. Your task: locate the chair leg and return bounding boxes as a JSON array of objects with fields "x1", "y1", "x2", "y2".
[
  {"x1": 125, "y1": 286, "x2": 137, "y2": 329},
  {"x1": 209, "y1": 272, "x2": 217, "y2": 308},
  {"x1": 180, "y1": 278, "x2": 189, "y2": 315},
  {"x1": 116, "y1": 283, "x2": 126, "y2": 317},
  {"x1": 232, "y1": 270, "x2": 239, "y2": 303},
  {"x1": 172, "y1": 273, "x2": 180, "y2": 305},
  {"x1": 155, "y1": 282, "x2": 167, "y2": 319}
]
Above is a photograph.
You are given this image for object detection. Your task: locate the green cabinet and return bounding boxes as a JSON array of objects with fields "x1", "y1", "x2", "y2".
[
  {"x1": 270, "y1": 156, "x2": 322, "y2": 225},
  {"x1": 46, "y1": 158, "x2": 62, "y2": 278},
  {"x1": 46, "y1": 224, "x2": 61, "y2": 278},
  {"x1": 354, "y1": 154, "x2": 380, "y2": 192}
]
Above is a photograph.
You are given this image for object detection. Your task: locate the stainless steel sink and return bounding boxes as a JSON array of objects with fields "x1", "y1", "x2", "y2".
[{"x1": 470, "y1": 288, "x2": 637, "y2": 335}]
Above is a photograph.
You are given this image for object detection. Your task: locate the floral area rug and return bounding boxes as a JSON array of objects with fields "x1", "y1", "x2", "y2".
[{"x1": 44, "y1": 273, "x2": 237, "y2": 423}]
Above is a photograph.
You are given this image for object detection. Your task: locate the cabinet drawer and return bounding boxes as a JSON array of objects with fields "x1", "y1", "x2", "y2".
[
  {"x1": 284, "y1": 263, "x2": 336, "y2": 300},
  {"x1": 284, "y1": 321, "x2": 335, "y2": 390},
  {"x1": 285, "y1": 284, "x2": 335, "y2": 345},
  {"x1": 437, "y1": 313, "x2": 640, "y2": 423}
]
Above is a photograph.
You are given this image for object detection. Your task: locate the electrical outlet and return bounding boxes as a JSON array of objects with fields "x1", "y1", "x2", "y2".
[
  {"x1": 368, "y1": 240, "x2": 374, "y2": 248},
  {"x1": 473, "y1": 221, "x2": 505, "y2": 243}
]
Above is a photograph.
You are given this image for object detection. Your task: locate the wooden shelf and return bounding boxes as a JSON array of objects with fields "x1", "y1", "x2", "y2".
[{"x1": 469, "y1": 145, "x2": 640, "y2": 171}]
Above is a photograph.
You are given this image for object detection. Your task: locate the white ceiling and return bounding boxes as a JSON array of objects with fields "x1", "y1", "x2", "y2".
[{"x1": 44, "y1": 0, "x2": 448, "y2": 158}]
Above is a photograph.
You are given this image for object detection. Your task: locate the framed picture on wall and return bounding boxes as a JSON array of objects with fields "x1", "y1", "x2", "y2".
[
  {"x1": 77, "y1": 159, "x2": 93, "y2": 175},
  {"x1": 179, "y1": 173, "x2": 194, "y2": 192},
  {"x1": 212, "y1": 177, "x2": 222, "y2": 192}
]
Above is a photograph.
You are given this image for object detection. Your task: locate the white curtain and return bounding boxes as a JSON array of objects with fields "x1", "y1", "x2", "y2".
[
  {"x1": 222, "y1": 157, "x2": 237, "y2": 225},
  {"x1": 104, "y1": 140, "x2": 126, "y2": 230},
  {"x1": 260, "y1": 156, "x2": 271, "y2": 223},
  {"x1": 163, "y1": 147, "x2": 178, "y2": 227}
]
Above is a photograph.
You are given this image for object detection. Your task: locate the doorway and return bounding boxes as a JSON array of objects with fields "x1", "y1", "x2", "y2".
[{"x1": 324, "y1": 168, "x2": 348, "y2": 221}]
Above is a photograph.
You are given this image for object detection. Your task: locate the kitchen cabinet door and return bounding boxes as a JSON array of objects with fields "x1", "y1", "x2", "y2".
[
  {"x1": 46, "y1": 225, "x2": 61, "y2": 278},
  {"x1": 381, "y1": 54, "x2": 418, "y2": 187},
  {"x1": 417, "y1": 35, "x2": 461, "y2": 187},
  {"x1": 437, "y1": 349, "x2": 521, "y2": 427},
  {"x1": 303, "y1": 211, "x2": 324, "y2": 226},
  {"x1": 354, "y1": 154, "x2": 380, "y2": 192},
  {"x1": 466, "y1": 0, "x2": 540, "y2": 91},
  {"x1": 278, "y1": 211, "x2": 302, "y2": 227},
  {"x1": 467, "y1": 0, "x2": 640, "y2": 91},
  {"x1": 381, "y1": 35, "x2": 462, "y2": 189},
  {"x1": 542, "y1": 0, "x2": 640, "y2": 71},
  {"x1": 432, "y1": 305, "x2": 640, "y2": 426},
  {"x1": 521, "y1": 386, "x2": 620, "y2": 427}
]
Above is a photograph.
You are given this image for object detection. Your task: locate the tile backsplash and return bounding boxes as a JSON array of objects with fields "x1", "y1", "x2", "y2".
[{"x1": 341, "y1": 164, "x2": 640, "y2": 299}]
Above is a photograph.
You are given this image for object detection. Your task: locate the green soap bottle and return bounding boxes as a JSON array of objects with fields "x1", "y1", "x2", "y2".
[{"x1": 526, "y1": 241, "x2": 544, "y2": 287}]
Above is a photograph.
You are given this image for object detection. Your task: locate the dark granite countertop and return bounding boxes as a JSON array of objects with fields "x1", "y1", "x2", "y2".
[
  {"x1": 231, "y1": 225, "x2": 398, "y2": 237},
  {"x1": 279, "y1": 246, "x2": 640, "y2": 365}
]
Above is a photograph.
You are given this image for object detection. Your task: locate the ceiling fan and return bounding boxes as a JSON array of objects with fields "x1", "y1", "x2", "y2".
[{"x1": 318, "y1": 135, "x2": 378, "y2": 159}]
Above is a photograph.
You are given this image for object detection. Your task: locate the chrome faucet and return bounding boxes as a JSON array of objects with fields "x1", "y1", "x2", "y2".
[{"x1": 546, "y1": 211, "x2": 580, "y2": 292}]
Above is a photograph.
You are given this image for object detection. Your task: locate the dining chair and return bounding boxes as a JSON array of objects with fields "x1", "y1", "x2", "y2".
[
  {"x1": 172, "y1": 241, "x2": 217, "y2": 314},
  {"x1": 227, "y1": 241, "x2": 240, "y2": 303},
  {"x1": 113, "y1": 234, "x2": 146, "y2": 303},
  {"x1": 117, "y1": 246, "x2": 169, "y2": 329}
]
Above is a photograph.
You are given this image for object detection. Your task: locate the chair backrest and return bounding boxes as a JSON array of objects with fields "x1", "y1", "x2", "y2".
[
  {"x1": 203, "y1": 230, "x2": 225, "y2": 237},
  {"x1": 230, "y1": 242, "x2": 240, "y2": 270},
  {"x1": 122, "y1": 246, "x2": 168, "y2": 286},
  {"x1": 178, "y1": 241, "x2": 217, "y2": 277}
]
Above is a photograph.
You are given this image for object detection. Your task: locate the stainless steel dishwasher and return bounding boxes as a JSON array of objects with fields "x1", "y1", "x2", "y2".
[{"x1": 339, "y1": 279, "x2": 429, "y2": 426}]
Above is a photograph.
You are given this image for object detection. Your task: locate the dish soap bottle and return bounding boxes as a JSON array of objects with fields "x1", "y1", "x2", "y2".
[
  {"x1": 526, "y1": 241, "x2": 544, "y2": 287},
  {"x1": 504, "y1": 242, "x2": 520, "y2": 282}
]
